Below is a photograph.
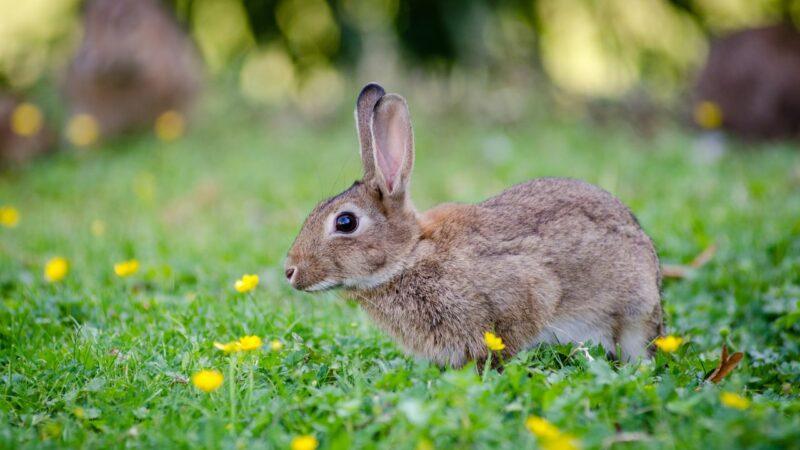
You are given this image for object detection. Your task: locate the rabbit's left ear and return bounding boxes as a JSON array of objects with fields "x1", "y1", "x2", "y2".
[{"x1": 370, "y1": 93, "x2": 414, "y2": 198}]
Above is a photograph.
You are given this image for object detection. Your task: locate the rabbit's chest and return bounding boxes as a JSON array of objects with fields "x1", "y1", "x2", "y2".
[{"x1": 356, "y1": 282, "x2": 490, "y2": 367}]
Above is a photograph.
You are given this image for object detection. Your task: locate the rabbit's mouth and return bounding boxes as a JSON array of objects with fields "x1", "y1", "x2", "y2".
[{"x1": 302, "y1": 279, "x2": 341, "y2": 292}]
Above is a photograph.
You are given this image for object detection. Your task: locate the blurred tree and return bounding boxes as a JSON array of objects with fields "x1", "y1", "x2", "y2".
[{"x1": 4, "y1": 0, "x2": 800, "y2": 108}]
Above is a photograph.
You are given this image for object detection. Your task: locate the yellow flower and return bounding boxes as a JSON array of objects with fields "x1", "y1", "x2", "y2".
[
  {"x1": 11, "y1": 102, "x2": 43, "y2": 136},
  {"x1": 72, "y1": 407, "x2": 85, "y2": 419},
  {"x1": 238, "y1": 335, "x2": 262, "y2": 351},
  {"x1": 291, "y1": 435, "x2": 319, "y2": 450},
  {"x1": 270, "y1": 339, "x2": 284, "y2": 351},
  {"x1": 234, "y1": 274, "x2": 259, "y2": 293},
  {"x1": 525, "y1": 416, "x2": 561, "y2": 440},
  {"x1": 694, "y1": 101, "x2": 723, "y2": 130},
  {"x1": 66, "y1": 113, "x2": 100, "y2": 147},
  {"x1": 91, "y1": 219, "x2": 106, "y2": 237},
  {"x1": 214, "y1": 341, "x2": 241, "y2": 353},
  {"x1": 44, "y1": 257, "x2": 69, "y2": 283},
  {"x1": 542, "y1": 433, "x2": 580, "y2": 450},
  {"x1": 525, "y1": 416, "x2": 580, "y2": 450},
  {"x1": 192, "y1": 369, "x2": 223, "y2": 393},
  {"x1": 215, "y1": 335, "x2": 263, "y2": 353},
  {"x1": 484, "y1": 331, "x2": 505, "y2": 351},
  {"x1": 0, "y1": 206, "x2": 20, "y2": 228},
  {"x1": 653, "y1": 335, "x2": 684, "y2": 353},
  {"x1": 154, "y1": 110, "x2": 186, "y2": 142},
  {"x1": 114, "y1": 259, "x2": 139, "y2": 277},
  {"x1": 39, "y1": 420, "x2": 62, "y2": 440},
  {"x1": 720, "y1": 392, "x2": 751, "y2": 410},
  {"x1": 415, "y1": 439, "x2": 434, "y2": 450}
]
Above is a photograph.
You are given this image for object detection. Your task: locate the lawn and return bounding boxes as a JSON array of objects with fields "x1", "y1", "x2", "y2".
[{"x1": 1, "y1": 90, "x2": 799, "y2": 449}]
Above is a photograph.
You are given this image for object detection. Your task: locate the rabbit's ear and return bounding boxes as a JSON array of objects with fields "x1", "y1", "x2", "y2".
[
  {"x1": 370, "y1": 93, "x2": 414, "y2": 197},
  {"x1": 355, "y1": 83, "x2": 386, "y2": 182}
]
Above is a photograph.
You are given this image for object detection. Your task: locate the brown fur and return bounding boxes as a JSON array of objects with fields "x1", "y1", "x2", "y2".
[
  {"x1": 286, "y1": 84, "x2": 663, "y2": 367},
  {"x1": 63, "y1": 0, "x2": 202, "y2": 138}
]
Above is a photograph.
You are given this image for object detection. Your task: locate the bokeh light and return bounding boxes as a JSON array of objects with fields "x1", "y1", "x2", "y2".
[
  {"x1": 66, "y1": 113, "x2": 100, "y2": 147},
  {"x1": 694, "y1": 101, "x2": 723, "y2": 129},
  {"x1": 191, "y1": 0, "x2": 255, "y2": 73},
  {"x1": 276, "y1": 0, "x2": 340, "y2": 58},
  {"x1": 154, "y1": 110, "x2": 186, "y2": 142},
  {"x1": 0, "y1": 0, "x2": 77, "y2": 88},
  {"x1": 10, "y1": 102, "x2": 43, "y2": 136},
  {"x1": 239, "y1": 46, "x2": 296, "y2": 105},
  {"x1": 293, "y1": 63, "x2": 345, "y2": 118}
]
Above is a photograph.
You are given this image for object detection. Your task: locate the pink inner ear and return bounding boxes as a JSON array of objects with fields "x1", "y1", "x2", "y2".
[{"x1": 373, "y1": 103, "x2": 407, "y2": 193}]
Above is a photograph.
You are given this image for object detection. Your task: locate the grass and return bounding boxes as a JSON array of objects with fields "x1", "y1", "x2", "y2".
[{"x1": 1, "y1": 91, "x2": 799, "y2": 449}]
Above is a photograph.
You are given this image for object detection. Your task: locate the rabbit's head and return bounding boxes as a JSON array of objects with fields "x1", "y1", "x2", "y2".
[{"x1": 285, "y1": 84, "x2": 420, "y2": 292}]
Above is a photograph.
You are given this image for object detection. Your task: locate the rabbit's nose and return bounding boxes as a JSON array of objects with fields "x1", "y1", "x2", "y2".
[{"x1": 285, "y1": 266, "x2": 296, "y2": 282}]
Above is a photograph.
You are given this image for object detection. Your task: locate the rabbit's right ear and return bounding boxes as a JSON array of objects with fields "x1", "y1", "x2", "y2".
[{"x1": 355, "y1": 83, "x2": 386, "y2": 182}]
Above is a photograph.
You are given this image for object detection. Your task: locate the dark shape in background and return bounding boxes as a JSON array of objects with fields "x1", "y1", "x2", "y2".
[
  {"x1": 63, "y1": 0, "x2": 203, "y2": 139},
  {"x1": 694, "y1": 23, "x2": 800, "y2": 140},
  {"x1": 0, "y1": 92, "x2": 56, "y2": 167}
]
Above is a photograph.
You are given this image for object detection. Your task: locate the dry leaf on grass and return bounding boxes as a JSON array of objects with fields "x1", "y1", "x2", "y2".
[
  {"x1": 662, "y1": 243, "x2": 717, "y2": 279},
  {"x1": 706, "y1": 344, "x2": 744, "y2": 384}
]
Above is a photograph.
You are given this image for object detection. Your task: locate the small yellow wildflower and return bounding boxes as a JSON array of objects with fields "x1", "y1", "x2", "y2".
[
  {"x1": 291, "y1": 435, "x2": 319, "y2": 450},
  {"x1": 234, "y1": 274, "x2": 259, "y2": 293},
  {"x1": 215, "y1": 335, "x2": 263, "y2": 353},
  {"x1": 10, "y1": 102, "x2": 43, "y2": 136},
  {"x1": 66, "y1": 113, "x2": 100, "y2": 147},
  {"x1": 270, "y1": 339, "x2": 284, "y2": 351},
  {"x1": 694, "y1": 101, "x2": 723, "y2": 130},
  {"x1": 720, "y1": 392, "x2": 751, "y2": 410},
  {"x1": 541, "y1": 433, "x2": 580, "y2": 450},
  {"x1": 525, "y1": 416, "x2": 580, "y2": 450},
  {"x1": 39, "y1": 420, "x2": 62, "y2": 440},
  {"x1": 525, "y1": 416, "x2": 561, "y2": 440},
  {"x1": 91, "y1": 219, "x2": 106, "y2": 237},
  {"x1": 44, "y1": 257, "x2": 69, "y2": 283},
  {"x1": 484, "y1": 331, "x2": 505, "y2": 351},
  {"x1": 72, "y1": 407, "x2": 85, "y2": 419},
  {"x1": 654, "y1": 335, "x2": 684, "y2": 353},
  {"x1": 0, "y1": 206, "x2": 20, "y2": 228},
  {"x1": 114, "y1": 259, "x2": 139, "y2": 277},
  {"x1": 154, "y1": 110, "x2": 186, "y2": 142},
  {"x1": 415, "y1": 439, "x2": 434, "y2": 450},
  {"x1": 191, "y1": 369, "x2": 223, "y2": 393},
  {"x1": 238, "y1": 335, "x2": 262, "y2": 351},
  {"x1": 214, "y1": 341, "x2": 241, "y2": 353}
]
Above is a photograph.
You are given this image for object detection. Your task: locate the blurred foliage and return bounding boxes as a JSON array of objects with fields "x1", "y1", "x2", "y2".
[{"x1": 2, "y1": 0, "x2": 800, "y2": 104}]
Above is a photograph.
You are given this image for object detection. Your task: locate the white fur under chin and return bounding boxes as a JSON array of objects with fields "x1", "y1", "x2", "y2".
[
  {"x1": 342, "y1": 263, "x2": 404, "y2": 290},
  {"x1": 305, "y1": 279, "x2": 339, "y2": 292}
]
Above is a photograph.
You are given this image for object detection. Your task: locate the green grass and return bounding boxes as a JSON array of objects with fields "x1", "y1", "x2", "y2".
[{"x1": 1, "y1": 92, "x2": 799, "y2": 449}]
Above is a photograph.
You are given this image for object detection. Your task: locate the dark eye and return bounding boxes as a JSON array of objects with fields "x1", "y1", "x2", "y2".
[{"x1": 335, "y1": 212, "x2": 358, "y2": 233}]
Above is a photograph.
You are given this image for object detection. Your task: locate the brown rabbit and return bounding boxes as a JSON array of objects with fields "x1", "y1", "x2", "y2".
[{"x1": 285, "y1": 83, "x2": 663, "y2": 367}]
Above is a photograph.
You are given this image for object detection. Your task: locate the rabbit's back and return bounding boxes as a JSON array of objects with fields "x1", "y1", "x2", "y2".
[{"x1": 478, "y1": 177, "x2": 662, "y2": 355}]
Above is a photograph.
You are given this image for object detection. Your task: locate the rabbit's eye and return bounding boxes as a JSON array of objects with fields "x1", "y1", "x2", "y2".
[{"x1": 335, "y1": 212, "x2": 358, "y2": 233}]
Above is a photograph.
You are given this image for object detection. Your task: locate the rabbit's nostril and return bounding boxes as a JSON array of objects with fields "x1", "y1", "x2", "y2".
[{"x1": 285, "y1": 267, "x2": 296, "y2": 281}]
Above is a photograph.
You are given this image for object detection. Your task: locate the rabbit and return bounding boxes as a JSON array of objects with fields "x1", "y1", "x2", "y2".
[{"x1": 285, "y1": 83, "x2": 664, "y2": 368}]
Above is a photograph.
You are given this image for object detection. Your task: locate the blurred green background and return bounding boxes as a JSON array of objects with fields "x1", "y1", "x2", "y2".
[{"x1": 3, "y1": 0, "x2": 800, "y2": 118}]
